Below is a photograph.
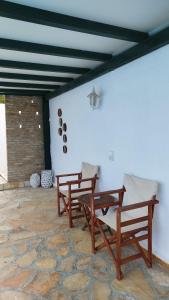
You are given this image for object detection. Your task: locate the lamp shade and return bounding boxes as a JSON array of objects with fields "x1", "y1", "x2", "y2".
[{"x1": 87, "y1": 87, "x2": 100, "y2": 110}]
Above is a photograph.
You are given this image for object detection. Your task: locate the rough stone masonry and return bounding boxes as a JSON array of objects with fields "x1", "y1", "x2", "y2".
[{"x1": 5, "y1": 96, "x2": 45, "y2": 182}]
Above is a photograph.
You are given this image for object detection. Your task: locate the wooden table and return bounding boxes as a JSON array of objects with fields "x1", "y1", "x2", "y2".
[
  {"x1": 78, "y1": 193, "x2": 117, "y2": 210},
  {"x1": 78, "y1": 193, "x2": 120, "y2": 253},
  {"x1": 78, "y1": 193, "x2": 118, "y2": 230}
]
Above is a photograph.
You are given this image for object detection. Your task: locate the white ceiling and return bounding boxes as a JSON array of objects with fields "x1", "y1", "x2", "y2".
[
  {"x1": 0, "y1": 49, "x2": 101, "y2": 68},
  {"x1": 0, "y1": 17, "x2": 134, "y2": 54},
  {"x1": 1, "y1": 0, "x2": 169, "y2": 93},
  {"x1": 9, "y1": 0, "x2": 169, "y2": 32},
  {"x1": 0, "y1": 67, "x2": 80, "y2": 78},
  {"x1": 0, "y1": 78, "x2": 65, "y2": 85}
]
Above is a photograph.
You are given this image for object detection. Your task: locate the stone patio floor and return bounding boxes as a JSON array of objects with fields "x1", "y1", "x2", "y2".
[{"x1": 0, "y1": 188, "x2": 168, "y2": 299}]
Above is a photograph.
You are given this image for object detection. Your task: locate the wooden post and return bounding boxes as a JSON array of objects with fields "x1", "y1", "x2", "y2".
[{"x1": 42, "y1": 97, "x2": 51, "y2": 170}]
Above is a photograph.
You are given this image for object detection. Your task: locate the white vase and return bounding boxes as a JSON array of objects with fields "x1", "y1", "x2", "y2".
[
  {"x1": 30, "y1": 173, "x2": 40, "y2": 188},
  {"x1": 41, "y1": 170, "x2": 53, "y2": 188}
]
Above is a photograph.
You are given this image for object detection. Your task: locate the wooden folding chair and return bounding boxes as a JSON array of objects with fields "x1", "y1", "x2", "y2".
[
  {"x1": 93, "y1": 174, "x2": 159, "y2": 280},
  {"x1": 78, "y1": 188, "x2": 125, "y2": 253},
  {"x1": 56, "y1": 162, "x2": 99, "y2": 228}
]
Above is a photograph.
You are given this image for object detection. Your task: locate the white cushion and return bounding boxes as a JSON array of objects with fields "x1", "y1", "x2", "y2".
[
  {"x1": 123, "y1": 174, "x2": 158, "y2": 218},
  {"x1": 98, "y1": 175, "x2": 158, "y2": 233},
  {"x1": 81, "y1": 162, "x2": 99, "y2": 188},
  {"x1": 98, "y1": 210, "x2": 147, "y2": 233}
]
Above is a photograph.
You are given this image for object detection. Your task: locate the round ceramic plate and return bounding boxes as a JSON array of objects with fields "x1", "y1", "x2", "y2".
[
  {"x1": 63, "y1": 145, "x2": 67, "y2": 153},
  {"x1": 63, "y1": 134, "x2": 67, "y2": 143},
  {"x1": 63, "y1": 123, "x2": 67, "y2": 132},
  {"x1": 59, "y1": 118, "x2": 63, "y2": 126},
  {"x1": 58, "y1": 108, "x2": 62, "y2": 117},
  {"x1": 58, "y1": 128, "x2": 62, "y2": 136}
]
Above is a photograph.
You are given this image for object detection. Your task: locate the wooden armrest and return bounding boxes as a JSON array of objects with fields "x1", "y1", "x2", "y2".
[
  {"x1": 93, "y1": 187, "x2": 125, "y2": 197},
  {"x1": 56, "y1": 172, "x2": 81, "y2": 178},
  {"x1": 119, "y1": 199, "x2": 159, "y2": 212},
  {"x1": 58, "y1": 177, "x2": 95, "y2": 187},
  {"x1": 58, "y1": 182, "x2": 71, "y2": 187},
  {"x1": 67, "y1": 177, "x2": 95, "y2": 185}
]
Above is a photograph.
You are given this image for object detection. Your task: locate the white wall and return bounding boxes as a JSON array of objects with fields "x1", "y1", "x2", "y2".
[
  {"x1": 0, "y1": 104, "x2": 7, "y2": 180},
  {"x1": 50, "y1": 45, "x2": 169, "y2": 263}
]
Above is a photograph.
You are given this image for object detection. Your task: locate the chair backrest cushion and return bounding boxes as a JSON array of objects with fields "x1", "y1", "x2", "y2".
[
  {"x1": 123, "y1": 174, "x2": 158, "y2": 218},
  {"x1": 81, "y1": 162, "x2": 99, "y2": 189}
]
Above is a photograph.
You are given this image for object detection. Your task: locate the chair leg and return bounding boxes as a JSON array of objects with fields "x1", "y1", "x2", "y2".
[
  {"x1": 57, "y1": 190, "x2": 61, "y2": 217},
  {"x1": 132, "y1": 234, "x2": 151, "y2": 268},
  {"x1": 148, "y1": 230, "x2": 152, "y2": 267},
  {"x1": 62, "y1": 197, "x2": 68, "y2": 215},
  {"x1": 68, "y1": 199, "x2": 73, "y2": 228},
  {"x1": 116, "y1": 233, "x2": 123, "y2": 280},
  {"x1": 148, "y1": 205, "x2": 153, "y2": 267},
  {"x1": 81, "y1": 205, "x2": 96, "y2": 253},
  {"x1": 77, "y1": 203, "x2": 82, "y2": 212},
  {"x1": 82, "y1": 206, "x2": 91, "y2": 231},
  {"x1": 97, "y1": 220, "x2": 123, "y2": 279},
  {"x1": 91, "y1": 216, "x2": 96, "y2": 254}
]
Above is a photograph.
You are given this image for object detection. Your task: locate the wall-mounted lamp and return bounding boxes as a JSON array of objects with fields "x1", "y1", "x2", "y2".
[{"x1": 87, "y1": 87, "x2": 100, "y2": 110}]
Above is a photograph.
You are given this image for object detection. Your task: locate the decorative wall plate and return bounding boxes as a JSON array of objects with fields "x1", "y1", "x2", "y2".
[
  {"x1": 58, "y1": 108, "x2": 62, "y2": 117},
  {"x1": 63, "y1": 123, "x2": 67, "y2": 132},
  {"x1": 59, "y1": 118, "x2": 63, "y2": 126},
  {"x1": 63, "y1": 145, "x2": 67, "y2": 153},
  {"x1": 58, "y1": 128, "x2": 62, "y2": 136},
  {"x1": 63, "y1": 134, "x2": 67, "y2": 143}
]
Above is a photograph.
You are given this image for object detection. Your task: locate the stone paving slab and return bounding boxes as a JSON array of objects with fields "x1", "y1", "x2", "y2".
[{"x1": 0, "y1": 188, "x2": 168, "y2": 299}]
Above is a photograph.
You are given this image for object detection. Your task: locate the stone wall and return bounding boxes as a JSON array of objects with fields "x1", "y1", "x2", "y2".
[{"x1": 5, "y1": 96, "x2": 45, "y2": 182}]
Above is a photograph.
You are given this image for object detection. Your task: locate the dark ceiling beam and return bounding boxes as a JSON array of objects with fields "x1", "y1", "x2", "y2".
[
  {"x1": 0, "y1": 72, "x2": 73, "y2": 83},
  {"x1": 0, "y1": 38, "x2": 112, "y2": 62},
  {"x1": 0, "y1": 0, "x2": 148, "y2": 42},
  {"x1": 0, "y1": 59, "x2": 90, "y2": 74},
  {"x1": 0, "y1": 89, "x2": 46, "y2": 96},
  {"x1": 0, "y1": 81, "x2": 60, "y2": 90},
  {"x1": 48, "y1": 26, "x2": 169, "y2": 99}
]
